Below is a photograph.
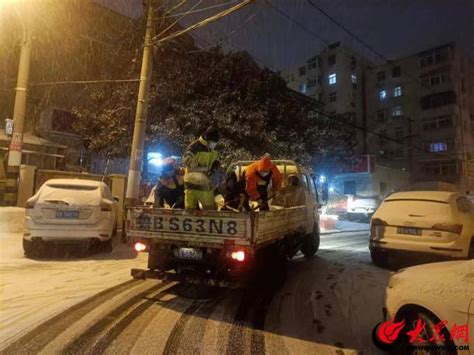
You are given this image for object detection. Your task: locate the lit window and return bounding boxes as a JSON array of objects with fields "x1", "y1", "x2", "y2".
[
  {"x1": 300, "y1": 82, "x2": 307, "y2": 94},
  {"x1": 379, "y1": 90, "x2": 387, "y2": 100},
  {"x1": 429, "y1": 142, "x2": 447, "y2": 152},
  {"x1": 394, "y1": 86, "x2": 402, "y2": 97},
  {"x1": 329, "y1": 73, "x2": 336, "y2": 85},
  {"x1": 351, "y1": 74, "x2": 357, "y2": 84},
  {"x1": 392, "y1": 106, "x2": 403, "y2": 117}
]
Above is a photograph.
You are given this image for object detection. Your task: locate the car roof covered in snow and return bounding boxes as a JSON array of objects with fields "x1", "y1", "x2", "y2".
[
  {"x1": 385, "y1": 190, "x2": 459, "y2": 202},
  {"x1": 44, "y1": 179, "x2": 104, "y2": 187}
]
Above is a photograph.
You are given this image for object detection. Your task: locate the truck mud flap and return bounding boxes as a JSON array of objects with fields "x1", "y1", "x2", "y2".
[{"x1": 130, "y1": 268, "x2": 242, "y2": 289}]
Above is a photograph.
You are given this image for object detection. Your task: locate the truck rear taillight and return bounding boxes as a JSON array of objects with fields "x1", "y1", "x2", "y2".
[
  {"x1": 431, "y1": 223, "x2": 463, "y2": 234},
  {"x1": 230, "y1": 250, "x2": 246, "y2": 262}
]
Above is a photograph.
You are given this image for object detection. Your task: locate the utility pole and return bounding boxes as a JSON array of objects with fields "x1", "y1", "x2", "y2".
[
  {"x1": 125, "y1": 0, "x2": 154, "y2": 205},
  {"x1": 5, "y1": 1, "x2": 31, "y2": 206}
]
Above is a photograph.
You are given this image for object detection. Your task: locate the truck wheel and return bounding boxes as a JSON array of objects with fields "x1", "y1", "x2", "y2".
[{"x1": 301, "y1": 225, "x2": 320, "y2": 258}]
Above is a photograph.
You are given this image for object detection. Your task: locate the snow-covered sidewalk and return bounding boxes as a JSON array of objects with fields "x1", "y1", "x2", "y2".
[{"x1": 0, "y1": 207, "x2": 147, "y2": 350}]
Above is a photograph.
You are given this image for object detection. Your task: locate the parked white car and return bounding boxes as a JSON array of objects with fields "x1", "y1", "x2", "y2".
[
  {"x1": 384, "y1": 260, "x2": 474, "y2": 351},
  {"x1": 369, "y1": 191, "x2": 474, "y2": 267},
  {"x1": 23, "y1": 179, "x2": 118, "y2": 257}
]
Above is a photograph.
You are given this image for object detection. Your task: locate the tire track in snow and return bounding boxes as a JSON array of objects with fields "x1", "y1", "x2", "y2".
[
  {"x1": 225, "y1": 281, "x2": 280, "y2": 355},
  {"x1": 2, "y1": 279, "x2": 138, "y2": 354},
  {"x1": 63, "y1": 281, "x2": 171, "y2": 354},
  {"x1": 90, "y1": 283, "x2": 178, "y2": 354},
  {"x1": 162, "y1": 293, "x2": 223, "y2": 354}
]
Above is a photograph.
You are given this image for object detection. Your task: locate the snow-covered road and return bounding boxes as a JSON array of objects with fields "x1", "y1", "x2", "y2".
[
  {"x1": 0, "y1": 208, "x2": 148, "y2": 348},
  {"x1": 1, "y1": 206, "x2": 391, "y2": 354}
]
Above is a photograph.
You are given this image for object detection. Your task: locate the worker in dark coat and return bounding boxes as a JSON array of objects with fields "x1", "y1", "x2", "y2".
[{"x1": 154, "y1": 157, "x2": 185, "y2": 208}]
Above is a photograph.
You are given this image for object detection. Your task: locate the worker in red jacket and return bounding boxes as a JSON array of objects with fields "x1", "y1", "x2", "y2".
[{"x1": 244, "y1": 155, "x2": 282, "y2": 210}]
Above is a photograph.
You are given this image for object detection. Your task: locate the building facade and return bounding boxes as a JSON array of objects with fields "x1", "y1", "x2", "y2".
[
  {"x1": 365, "y1": 43, "x2": 474, "y2": 190},
  {"x1": 282, "y1": 42, "x2": 372, "y2": 154}
]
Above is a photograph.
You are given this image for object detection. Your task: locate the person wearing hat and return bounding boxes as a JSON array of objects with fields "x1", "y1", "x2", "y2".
[
  {"x1": 183, "y1": 127, "x2": 220, "y2": 209},
  {"x1": 154, "y1": 157, "x2": 185, "y2": 208},
  {"x1": 243, "y1": 155, "x2": 282, "y2": 211}
]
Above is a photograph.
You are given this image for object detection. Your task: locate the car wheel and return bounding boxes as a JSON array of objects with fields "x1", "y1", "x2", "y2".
[
  {"x1": 23, "y1": 239, "x2": 36, "y2": 258},
  {"x1": 400, "y1": 308, "x2": 455, "y2": 355},
  {"x1": 370, "y1": 249, "x2": 388, "y2": 268},
  {"x1": 301, "y1": 225, "x2": 320, "y2": 258}
]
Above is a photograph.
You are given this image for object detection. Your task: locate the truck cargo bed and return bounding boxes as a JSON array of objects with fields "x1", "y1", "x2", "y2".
[{"x1": 127, "y1": 206, "x2": 308, "y2": 248}]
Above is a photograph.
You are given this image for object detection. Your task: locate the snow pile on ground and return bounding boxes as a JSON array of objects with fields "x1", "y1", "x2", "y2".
[
  {"x1": 0, "y1": 207, "x2": 25, "y2": 233},
  {"x1": 0, "y1": 207, "x2": 147, "y2": 350}
]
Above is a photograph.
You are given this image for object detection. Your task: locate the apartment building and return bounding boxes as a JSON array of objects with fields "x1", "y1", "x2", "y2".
[
  {"x1": 282, "y1": 42, "x2": 372, "y2": 153},
  {"x1": 366, "y1": 43, "x2": 474, "y2": 190}
]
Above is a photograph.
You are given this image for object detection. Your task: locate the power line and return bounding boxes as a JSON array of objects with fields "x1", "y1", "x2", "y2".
[
  {"x1": 164, "y1": 1, "x2": 238, "y2": 18},
  {"x1": 188, "y1": 7, "x2": 261, "y2": 54},
  {"x1": 264, "y1": 0, "x2": 329, "y2": 46},
  {"x1": 152, "y1": 0, "x2": 254, "y2": 45},
  {"x1": 28, "y1": 79, "x2": 140, "y2": 87},
  {"x1": 154, "y1": 0, "x2": 202, "y2": 40},
  {"x1": 306, "y1": 0, "x2": 385, "y2": 60}
]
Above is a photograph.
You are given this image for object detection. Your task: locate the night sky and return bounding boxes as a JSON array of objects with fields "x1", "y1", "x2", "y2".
[{"x1": 99, "y1": 0, "x2": 474, "y2": 70}]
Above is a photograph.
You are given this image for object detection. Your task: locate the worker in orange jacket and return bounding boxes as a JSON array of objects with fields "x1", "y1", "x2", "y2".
[{"x1": 243, "y1": 155, "x2": 282, "y2": 210}]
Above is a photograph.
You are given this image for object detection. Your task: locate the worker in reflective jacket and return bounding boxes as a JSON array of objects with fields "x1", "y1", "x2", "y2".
[
  {"x1": 154, "y1": 157, "x2": 184, "y2": 208},
  {"x1": 244, "y1": 155, "x2": 282, "y2": 210},
  {"x1": 183, "y1": 127, "x2": 220, "y2": 209}
]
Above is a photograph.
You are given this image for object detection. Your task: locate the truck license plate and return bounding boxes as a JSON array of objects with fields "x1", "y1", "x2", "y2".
[
  {"x1": 397, "y1": 227, "x2": 422, "y2": 236},
  {"x1": 175, "y1": 248, "x2": 203, "y2": 260},
  {"x1": 56, "y1": 210, "x2": 79, "y2": 219}
]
